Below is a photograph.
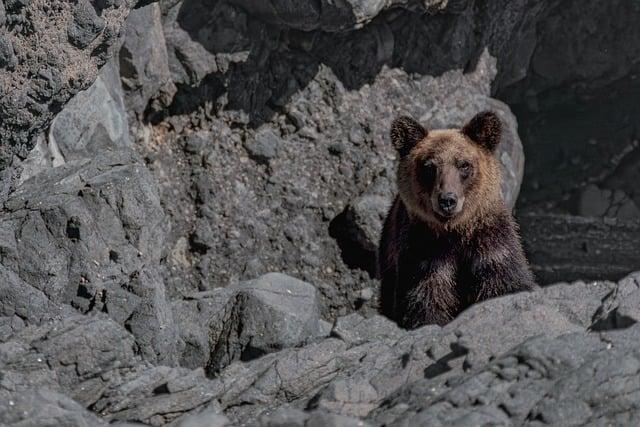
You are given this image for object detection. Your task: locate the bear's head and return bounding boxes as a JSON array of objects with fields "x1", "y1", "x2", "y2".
[{"x1": 391, "y1": 111, "x2": 503, "y2": 233}]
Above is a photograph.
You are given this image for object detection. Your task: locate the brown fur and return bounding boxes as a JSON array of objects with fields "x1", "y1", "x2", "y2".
[{"x1": 379, "y1": 112, "x2": 536, "y2": 328}]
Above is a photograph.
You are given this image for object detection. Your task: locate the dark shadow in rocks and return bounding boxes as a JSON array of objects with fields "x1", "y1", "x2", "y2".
[
  {"x1": 424, "y1": 342, "x2": 469, "y2": 379},
  {"x1": 328, "y1": 209, "x2": 377, "y2": 278},
  {"x1": 590, "y1": 308, "x2": 637, "y2": 332},
  {"x1": 165, "y1": 0, "x2": 485, "y2": 127}
]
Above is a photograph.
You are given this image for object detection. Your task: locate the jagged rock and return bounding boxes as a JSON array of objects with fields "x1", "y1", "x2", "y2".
[
  {"x1": 207, "y1": 274, "x2": 640, "y2": 423},
  {"x1": 48, "y1": 59, "x2": 131, "y2": 165},
  {"x1": 0, "y1": 149, "x2": 179, "y2": 365},
  {"x1": 0, "y1": 316, "x2": 138, "y2": 401},
  {"x1": 0, "y1": 0, "x2": 134, "y2": 175},
  {"x1": 120, "y1": 2, "x2": 176, "y2": 116},
  {"x1": 0, "y1": 316, "x2": 221, "y2": 427},
  {"x1": 371, "y1": 324, "x2": 640, "y2": 426},
  {"x1": 173, "y1": 273, "x2": 326, "y2": 373}
]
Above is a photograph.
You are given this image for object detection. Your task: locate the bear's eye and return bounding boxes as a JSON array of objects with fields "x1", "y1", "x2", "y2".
[
  {"x1": 458, "y1": 161, "x2": 472, "y2": 179},
  {"x1": 419, "y1": 160, "x2": 437, "y2": 184}
]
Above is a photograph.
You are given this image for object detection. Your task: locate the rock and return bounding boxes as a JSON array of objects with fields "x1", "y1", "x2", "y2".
[
  {"x1": 93, "y1": 366, "x2": 221, "y2": 426},
  {"x1": 576, "y1": 184, "x2": 640, "y2": 222},
  {"x1": 47, "y1": 58, "x2": 130, "y2": 166},
  {"x1": 251, "y1": 407, "x2": 372, "y2": 427},
  {"x1": 0, "y1": 34, "x2": 17, "y2": 69},
  {"x1": 0, "y1": 316, "x2": 138, "y2": 402},
  {"x1": 67, "y1": 0, "x2": 105, "y2": 49},
  {"x1": 520, "y1": 213, "x2": 640, "y2": 284},
  {"x1": 0, "y1": 149, "x2": 180, "y2": 365},
  {"x1": 120, "y1": 2, "x2": 176, "y2": 116},
  {"x1": 0, "y1": 264, "x2": 73, "y2": 340},
  {"x1": 244, "y1": 130, "x2": 281, "y2": 164},
  {"x1": 0, "y1": 389, "x2": 108, "y2": 427},
  {"x1": 207, "y1": 273, "x2": 326, "y2": 373},
  {"x1": 204, "y1": 273, "x2": 640, "y2": 424},
  {"x1": 0, "y1": 0, "x2": 134, "y2": 176},
  {"x1": 371, "y1": 324, "x2": 640, "y2": 426},
  {"x1": 330, "y1": 313, "x2": 403, "y2": 347},
  {"x1": 172, "y1": 409, "x2": 230, "y2": 427},
  {"x1": 163, "y1": 1, "x2": 252, "y2": 86},
  {"x1": 226, "y1": 0, "x2": 449, "y2": 31}
]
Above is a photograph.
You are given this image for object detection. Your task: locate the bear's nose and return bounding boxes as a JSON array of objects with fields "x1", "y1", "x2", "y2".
[{"x1": 438, "y1": 193, "x2": 458, "y2": 213}]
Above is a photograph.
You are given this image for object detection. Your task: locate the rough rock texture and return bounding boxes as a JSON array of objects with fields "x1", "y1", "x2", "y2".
[
  {"x1": 0, "y1": 149, "x2": 181, "y2": 364},
  {"x1": 0, "y1": 0, "x2": 135, "y2": 177},
  {"x1": 119, "y1": 2, "x2": 176, "y2": 116},
  {"x1": 2, "y1": 0, "x2": 640, "y2": 425},
  {"x1": 146, "y1": 48, "x2": 524, "y2": 317},
  {"x1": 6, "y1": 273, "x2": 640, "y2": 426}
]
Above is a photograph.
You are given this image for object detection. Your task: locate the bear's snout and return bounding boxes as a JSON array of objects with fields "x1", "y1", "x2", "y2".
[{"x1": 438, "y1": 192, "x2": 458, "y2": 213}]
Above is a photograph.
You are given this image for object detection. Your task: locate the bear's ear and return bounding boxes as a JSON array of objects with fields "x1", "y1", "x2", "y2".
[
  {"x1": 462, "y1": 111, "x2": 502, "y2": 152},
  {"x1": 390, "y1": 116, "x2": 426, "y2": 157}
]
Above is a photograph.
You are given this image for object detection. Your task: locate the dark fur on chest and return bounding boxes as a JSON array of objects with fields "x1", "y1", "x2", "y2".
[{"x1": 378, "y1": 197, "x2": 536, "y2": 328}]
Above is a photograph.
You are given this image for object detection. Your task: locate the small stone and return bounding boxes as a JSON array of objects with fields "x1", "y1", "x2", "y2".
[
  {"x1": 67, "y1": 0, "x2": 105, "y2": 49},
  {"x1": 244, "y1": 130, "x2": 281, "y2": 164},
  {"x1": 0, "y1": 35, "x2": 17, "y2": 70},
  {"x1": 328, "y1": 142, "x2": 345, "y2": 156}
]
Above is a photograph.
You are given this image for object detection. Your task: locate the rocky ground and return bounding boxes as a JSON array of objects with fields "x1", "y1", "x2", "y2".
[{"x1": 1, "y1": 0, "x2": 640, "y2": 426}]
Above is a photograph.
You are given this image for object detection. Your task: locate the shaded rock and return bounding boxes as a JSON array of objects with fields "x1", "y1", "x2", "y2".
[
  {"x1": 227, "y1": 0, "x2": 449, "y2": 31},
  {"x1": 520, "y1": 213, "x2": 640, "y2": 284},
  {"x1": 120, "y1": 2, "x2": 176, "y2": 116}
]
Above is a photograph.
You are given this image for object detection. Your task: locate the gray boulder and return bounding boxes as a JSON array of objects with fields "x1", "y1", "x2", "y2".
[
  {"x1": 48, "y1": 59, "x2": 131, "y2": 164},
  {"x1": 120, "y1": 2, "x2": 177, "y2": 116},
  {"x1": 0, "y1": 149, "x2": 180, "y2": 365},
  {"x1": 174, "y1": 273, "x2": 327, "y2": 373},
  {"x1": 201, "y1": 272, "x2": 640, "y2": 424}
]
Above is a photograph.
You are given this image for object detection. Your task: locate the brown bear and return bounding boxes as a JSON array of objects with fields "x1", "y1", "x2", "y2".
[{"x1": 378, "y1": 111, "x2": 536, "y2": 329}]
